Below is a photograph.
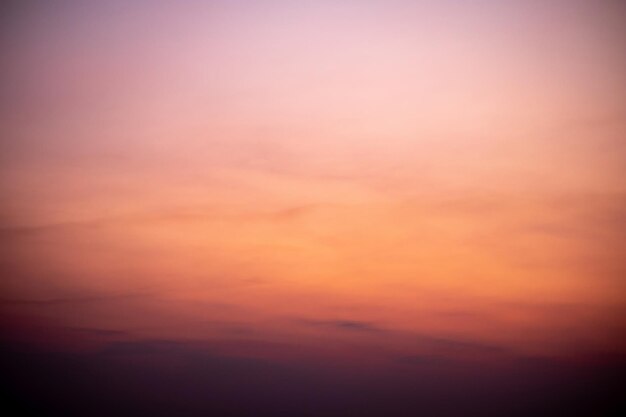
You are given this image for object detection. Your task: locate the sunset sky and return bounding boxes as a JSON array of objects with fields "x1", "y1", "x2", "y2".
[{"x1": 1, "y1": 1, "x2": 625, "y2": 415}]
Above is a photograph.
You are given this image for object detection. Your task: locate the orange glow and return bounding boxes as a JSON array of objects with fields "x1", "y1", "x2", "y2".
[{"x1": 1, "y1": 0, "x2": 625, "y2": 373}]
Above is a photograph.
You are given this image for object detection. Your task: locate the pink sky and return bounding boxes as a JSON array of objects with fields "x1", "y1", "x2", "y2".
[{"x1": 1, "y1": 0, "x2": 625, "y2": 365}]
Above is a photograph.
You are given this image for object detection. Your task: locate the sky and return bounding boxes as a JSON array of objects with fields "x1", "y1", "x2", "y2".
[{"x1": 1, "y1": 1, "x2": 625, "y2": 415}]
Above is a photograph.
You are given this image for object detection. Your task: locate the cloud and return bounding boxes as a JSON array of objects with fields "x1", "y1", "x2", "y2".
[
  {"x1": 98, "y1": 340, "x2": 188, "y2": 356},
  {"x1": 0, "y1": 292, "x2": 149, "y2": 307},
  {"x1": 66, "y1": 327, "x2": 128, "y2": 337},
  {"x1": 412, "y1": 335, "x2": 510, "y2": 356},
  {"x1": 269, "y1": 204, "x2": 317, "y2": 221},
  {"x1": 297, "y1": 319, "x2": 384, "y2": 333},
  {"x1": 0, "y1": 217, "x2": 116, "y2": 239},
  {"x1": 395, "y1": 354, "x2": 454, "y2": 367}
]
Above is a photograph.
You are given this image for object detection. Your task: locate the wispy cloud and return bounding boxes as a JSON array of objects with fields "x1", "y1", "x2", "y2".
[
  {"x1": 66, "y1": 327, "x2": 128, "y2": 337},
  {"x1": 0, "y1": 292, "x2": 150, "y2": 307},
  {"x1": 297, "y1": 319, "x2": 384, "y2": 333}
]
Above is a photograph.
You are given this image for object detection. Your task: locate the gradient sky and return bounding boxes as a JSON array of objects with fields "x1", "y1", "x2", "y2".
[{"x1": 1, "y1": 3, "x2": 625, "y2": 406}]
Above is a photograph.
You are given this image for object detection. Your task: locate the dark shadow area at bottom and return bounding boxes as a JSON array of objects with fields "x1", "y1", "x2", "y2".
[{"x1": 1, "y1": 342, "x2": 623, "y2": 417}]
